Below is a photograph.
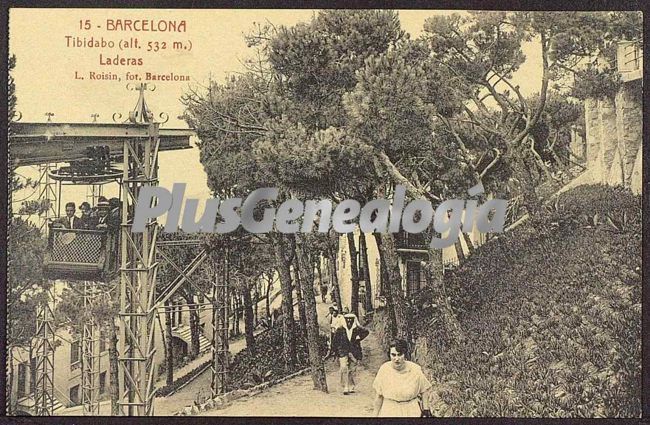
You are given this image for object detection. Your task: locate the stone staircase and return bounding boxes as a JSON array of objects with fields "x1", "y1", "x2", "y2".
[
  {"x1": 172, "y1": 324, "x2": 211, "y2": 354},
  {"x1": 16, "y1": 393, "x2": 65, "y2": 415},
  {"x1": 52, "y1": 397, "x2": 65, "y2": 412}
]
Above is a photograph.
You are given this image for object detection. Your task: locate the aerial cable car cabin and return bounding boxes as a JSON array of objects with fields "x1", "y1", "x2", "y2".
[
  {"x1": 43, "y1": 153, "x2": 123, "y2": 281},
  {"x1": 10, "y1": 91, "x2": 193, "y2": 284}
]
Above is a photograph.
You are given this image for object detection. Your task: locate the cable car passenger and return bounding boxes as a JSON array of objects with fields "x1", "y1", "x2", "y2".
[
  {"x1": 52, "y1": 202, "x2": 83, "y2": 229},
  {"x1": 94, "y1": 199, "x2": 120, "y2": 272},
  {"x1": 78, "y1": 202, "x2": 95, "y2": 230},
  {"x1": 108, "y1": 197, "x2": 122, "y2": 223},
  {"x1": 94, "y1": 200, "x2": 120, "y2": 231},
  {"x1": 92, "y1": 196, "x2": 108, "y2": 218}
]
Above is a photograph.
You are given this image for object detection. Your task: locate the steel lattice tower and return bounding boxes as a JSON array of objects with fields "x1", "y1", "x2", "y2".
[
  {"x1": 81, "y1": 281, "x2": 101, "y2": 415},
  {"x1": 118, "y1": 86, "x2": 160, "y2": 416},
  {"x1": 37, "y1": 163, "x2": 58, "y2": 236},
  {"x1": 10, "y1": 84, "x2": 193, "y2": 417},
  {"x1": 34, "y1": 286, "x2": 55, "y2": 416},
  {"x1": 211, "y1": 251, "x2": 230, "y2": 397}
]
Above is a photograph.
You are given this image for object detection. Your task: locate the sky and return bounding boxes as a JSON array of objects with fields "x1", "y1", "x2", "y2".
[
  {"x1": 8, "y1": 8, "x2": 542, "y2": 216},
  {"x1": 9, "y1": 9, "x2": 543, "y2": 127}
]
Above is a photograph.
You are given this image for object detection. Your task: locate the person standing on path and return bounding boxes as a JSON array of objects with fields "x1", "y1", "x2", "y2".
[
  {"x1": 372, "y1": 339, "x2": 433, "y2": 417},
  {"x1": 325, "y1": 305, "x2": 345, "y2": 358},
  {"x1": 333, "y1": 313, "x2": 369, "y2": 395}
]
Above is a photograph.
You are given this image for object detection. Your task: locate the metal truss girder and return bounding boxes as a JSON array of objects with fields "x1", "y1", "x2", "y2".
[
  {"x1": 9, "y1": 122, "x2": 192, "y2": 167},
  {"x1": 154, "y1": 248, "x2": 208, "y2": 307},
  {"x1": 155, "y1": 239, "x2": 202, "y2": 247}
]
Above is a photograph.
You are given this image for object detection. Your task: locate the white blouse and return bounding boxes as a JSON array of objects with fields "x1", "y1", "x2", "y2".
[{"x1": 373, "y1": 360, "x2": 432, "y2": 402}]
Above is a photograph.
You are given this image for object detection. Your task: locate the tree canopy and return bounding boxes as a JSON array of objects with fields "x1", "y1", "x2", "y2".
[{"x1": 182, "y1": 8, "x2": 641, "y2": 355}]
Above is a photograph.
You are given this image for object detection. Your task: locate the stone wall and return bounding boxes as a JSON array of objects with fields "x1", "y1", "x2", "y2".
[{"x1": 584, "y1": 80, "x2": 642, "y2": 194}]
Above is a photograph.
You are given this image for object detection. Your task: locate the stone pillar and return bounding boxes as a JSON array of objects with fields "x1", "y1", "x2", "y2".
[
  {"x1": 584, "y1": 98, "x2": 601, "y2": 177},
  {"x1": 615, "y1": 80, "x2": 643, "y2": 187},
  {"x1": 598, "y1": 96, "x2": 618, "y2": 180},
  {"x1": 569, "y1": 126, "x2": 586, "y2": 163}
]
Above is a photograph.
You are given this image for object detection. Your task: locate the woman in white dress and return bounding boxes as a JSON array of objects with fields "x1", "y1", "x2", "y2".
[{"x1": 372, "y1": 339, "x2": 433, "y2": 417}]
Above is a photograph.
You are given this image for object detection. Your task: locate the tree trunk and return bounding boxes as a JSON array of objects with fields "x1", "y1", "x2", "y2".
[
  {"x1": 236, "y1": 295, "x2": 240, "y2": 336},
  {"x1": 292, "y1": 257, "x2": 308, "y2": 338},
  {"x1": 237, "y1": 294, "x2": 241, "y2": 335},
  {"x1": 241, "y1": 294, "x2": 245, "y2": 333},
  {"x1": 188, "y1": 299, "x2": 201, "y2": 359},
  {"x1": 265, "y1": 275, "x2": 272, "y2": 322},
  {"x1": 28, "y1": 344, "x2": 34, "y2": 398},
  {"x1": 109, "y1": 319, "x2": 120, "y2": 415},
  {"x1": 359, "y1": 233, "x2": 374, "y2": 313},
  {"x1": 461, "y1": 232, "x2": 475, "y2": 255},
  {"x1": 164, "y1": 300, "x2": 174, "y2": 386},
  {"x1": 232, "y1": 291, "x2": 241, "y2": 336},
  {"x1": 273, "y1": 235, "x2": 297, "y2": 370},
  {"x1": 231, "y1": 293, "x2": 240, "y2": 337},
  {"x1": 253, "y1": 283, "x2": 259, "y2": 326},
  {"x1": 296, "y1": 236, "x2": 328, "y2": 392},
  {"x1": 374, "y1": 233, "x2": 410, "y2": 343},
  {"x1": 241, "y1": 286, "x2": 255, "y2": 355},
  {"x1": 374, "y1": 234, "x2": 397, "y2": 339},
  {"x1": 327, "y1": 244, "x2": 343, "y2": 312},
  {"x1": 509, "y1": 147, "x2": 543, "y2": 220},
  {"x1": 346, "y1": 233, "x2": 360, "y2": 317},
  {"x1": 317, "y1": 259, "x2": 326, "y2": 303},
  {"x1": 425, "y1": 247, "x2": 464, "y2": 345},
  {"x1": 454, "y1": 238, "x2": 465, "y2": 264},
  {"x1": 230, "y1": 294, "x2": 236, "y2": 337}
]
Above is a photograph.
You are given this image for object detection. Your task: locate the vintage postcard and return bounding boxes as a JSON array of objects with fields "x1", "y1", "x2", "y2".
[{"x1": 5, "y1": 6, "x2": 643, "y2": 419}]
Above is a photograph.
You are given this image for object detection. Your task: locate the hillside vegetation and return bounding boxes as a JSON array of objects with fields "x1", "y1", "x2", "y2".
[{"x1": 416, "y1": 184, "x2": 641, "y2": 417}]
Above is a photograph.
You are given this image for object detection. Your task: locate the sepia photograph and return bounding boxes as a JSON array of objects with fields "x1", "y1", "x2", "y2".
[{"x1": 5, "y1": 6, "x2": 643, "y2": 418}]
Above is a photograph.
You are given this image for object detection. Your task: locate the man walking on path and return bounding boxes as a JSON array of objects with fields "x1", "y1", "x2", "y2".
[
  {"x1": 333, "y1": 313, "x2": 369, "y2": 395},
  {"x1": 199, "y1": 300, "x2": 387, "y2": 416}
]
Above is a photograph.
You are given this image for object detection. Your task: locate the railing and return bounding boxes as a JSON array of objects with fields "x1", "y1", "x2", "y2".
[
  {"x1": 44, "y1": 227, "x2": 118, "y2": 280},
  {"x1": 617, "y1": 40, "x2": 643, "y2": 81},
  {"x1": 395, "y1": 230, "x2": 429, "y2": 251},
  {"x1": 49, "y1": 228, "x2": 104, "y2": 263}
]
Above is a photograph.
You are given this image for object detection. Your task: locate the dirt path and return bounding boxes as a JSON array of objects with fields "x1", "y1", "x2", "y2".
[
  {"x1": 154, "y1": 300, "x2": 326, "y2": 416},
  {"x1": 152, "y1": 332, "x2": 252, "y2": 416},
  {"x1": 200, "y1": 303, "x2": 386, "y2": 417},
  {"x1": 58, "y1": 299, "x2": 386, "y2": 416}
]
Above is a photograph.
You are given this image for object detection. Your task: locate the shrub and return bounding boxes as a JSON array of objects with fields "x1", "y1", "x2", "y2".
[
  {"x1": 156, "y1": 360, "x2": 211, "y2": 397},
  {"x1": 156, "y1": 328, "x2": 328, "y2": 397},
  {"x1": 226, "y1": 327, "x2": 327, "y2": 391},
  {"x1": 551, "y1": 184, "x2": 641, "y2": 233},
  {"x1": 369, "y1": 307, "x2": 393, "y2": 355},
  {"x1": 417, "y1": 185, "x2": 641, "y2": 417}
]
